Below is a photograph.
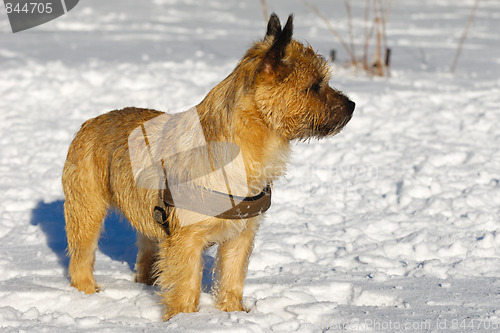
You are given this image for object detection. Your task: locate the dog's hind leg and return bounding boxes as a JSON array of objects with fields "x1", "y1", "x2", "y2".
[
  {"x1": 63, "y1": 158, "x2": 109, "y2": 294},
  {"x1": 64, "y1": 197, "x2": 107, "y2": 293},
  {"x1": 134, "y1": 233, "x2": 159, "y2": 285}
]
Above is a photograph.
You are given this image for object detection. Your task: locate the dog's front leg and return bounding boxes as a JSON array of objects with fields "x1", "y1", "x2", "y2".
[
  {"x1": 156, "y1": 227, "x2": 208, "y2": 321},
  {"x1": 215, "y1": 218, "x2": 260, "y2": 312}
]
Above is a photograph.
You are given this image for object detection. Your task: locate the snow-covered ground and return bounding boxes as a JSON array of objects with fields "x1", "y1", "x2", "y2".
[{"x1": 1, "y1": 0, "x2": 499, "y2": 331}]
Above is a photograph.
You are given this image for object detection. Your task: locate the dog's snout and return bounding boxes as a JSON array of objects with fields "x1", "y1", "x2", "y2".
[{"x1": 347, "y1": 100, "x2": 355, "y2": 114}]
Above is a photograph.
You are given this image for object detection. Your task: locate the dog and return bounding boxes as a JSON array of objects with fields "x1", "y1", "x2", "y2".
[{"x1": 62, "y1": 13, "x2": 355, "y2": 320}]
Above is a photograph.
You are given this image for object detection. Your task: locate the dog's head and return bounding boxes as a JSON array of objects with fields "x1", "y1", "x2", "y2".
[{"x1": 246, "y1": 13, "x2": 355, "y2": 141}]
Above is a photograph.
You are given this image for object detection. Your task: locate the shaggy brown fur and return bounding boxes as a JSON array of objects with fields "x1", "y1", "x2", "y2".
[{"x1": 62, "y1": 13, "x2": 354, "y2": 320}]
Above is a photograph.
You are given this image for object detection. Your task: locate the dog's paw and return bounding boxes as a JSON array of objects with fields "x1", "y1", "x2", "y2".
[
  {"x1": 162, "y1": 304, "x2": 197, "y2": 321},
  {"x1": 216, "y1": 293, "x2": 245, "y2": 313},
  {"x1": 71, "y1": 281, "x2": 100, "y2": 294},
  {"x1": 134, "y1": 272, "x2": 156, "y2": 286}
]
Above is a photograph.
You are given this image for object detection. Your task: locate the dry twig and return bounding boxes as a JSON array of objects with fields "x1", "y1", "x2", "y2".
[
  {"x1": 302, "y1": 0, "x2": 392, "y2": 77},
  {"x1": 450, "y1": 0, "x2": 479, "y2": 73},
  {"x1": 301, "y1": 0, "x2": 355, "y2": 64},
  {"x1": 260, "y1": 0, "x2": 268, "y2": 22},
  {"x1": 345, "y1": 0, "x2": 357, "y2": 63}
]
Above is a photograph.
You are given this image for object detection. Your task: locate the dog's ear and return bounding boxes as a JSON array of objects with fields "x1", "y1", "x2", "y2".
[
  {"x1": 265, "y1": 13, "x2": 282, "y2": 39},
  {"x1": 262, "y1": 14, "x2": 293, "y2": 72}
]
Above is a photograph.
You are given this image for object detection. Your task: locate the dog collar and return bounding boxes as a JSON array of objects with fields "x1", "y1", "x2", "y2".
[
  {"x1": 162, "y1": 183, "x2": 272, "y2": 220},
  {"x1": 154, "y1": 183, "x2": 271, "y2": 234}
]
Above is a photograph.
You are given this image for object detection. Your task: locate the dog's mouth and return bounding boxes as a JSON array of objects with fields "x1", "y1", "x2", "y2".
[
  {"x1": 313, "y1": 99, "x2": 355, "y2": 138},
  {"x1": 314, "y1": 114, "x2": 352, "y2": 138}
]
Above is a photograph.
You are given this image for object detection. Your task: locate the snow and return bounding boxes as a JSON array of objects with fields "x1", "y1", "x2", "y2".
[{"x1": 0, "y1": 0, "x2": 499, "y2": 331}]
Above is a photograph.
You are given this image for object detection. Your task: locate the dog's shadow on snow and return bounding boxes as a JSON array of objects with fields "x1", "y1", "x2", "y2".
[
  {"x1": 30, "y1": 200, "x2": 216, "y2": 291},
  {"x1": 30, "y1": 200, "x2": 138, "y2": 271}
]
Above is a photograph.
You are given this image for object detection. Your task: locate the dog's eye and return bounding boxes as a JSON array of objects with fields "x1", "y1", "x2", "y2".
[{"x1": 308, "y1": 81, "x2": 322, "y2": 93}]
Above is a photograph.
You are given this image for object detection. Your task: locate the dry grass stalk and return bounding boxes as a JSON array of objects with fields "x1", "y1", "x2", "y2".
[
  {"x1": 450, "y1": 0, "x2": 480, "y2": 73},
  {"x1": 303, "y1": 0, "x2": 392, "y2": 77},
  {"x1": 260, "y1": 0, "x2": 268, "y2": 22},
  {"x1": 362, "y1": 0, "x2": 371, "y2": 70},
  {"x1": 301, "y1": 0, "x2": 356, "y2": 64},
  {"x1": 345, "y1": 0, "x2": 357, "y2": 65}
]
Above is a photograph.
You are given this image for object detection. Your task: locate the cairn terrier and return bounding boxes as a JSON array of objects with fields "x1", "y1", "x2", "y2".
[{"x1": 62, "y1": 13, "x2": 355, "y2": 320}]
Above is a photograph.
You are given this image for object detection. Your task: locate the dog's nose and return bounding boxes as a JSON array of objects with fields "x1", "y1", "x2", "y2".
[{"x1": 347, "y1": 100, "x2": 355, "y2": 114}]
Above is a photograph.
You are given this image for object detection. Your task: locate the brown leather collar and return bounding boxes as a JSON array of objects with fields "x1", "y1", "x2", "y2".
[{"x1": 162, "y1": 182, "x2": 272, "y2": 220}]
